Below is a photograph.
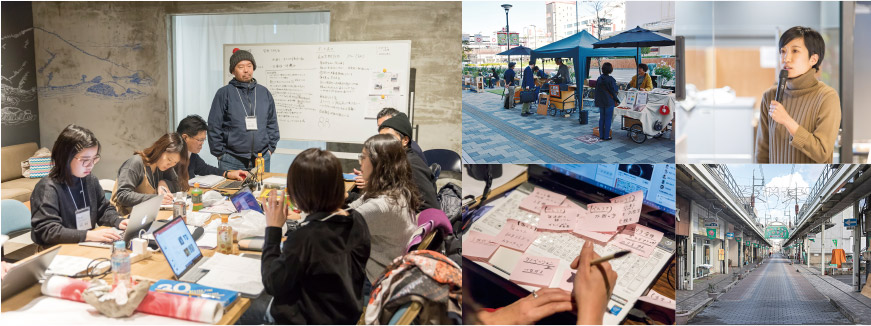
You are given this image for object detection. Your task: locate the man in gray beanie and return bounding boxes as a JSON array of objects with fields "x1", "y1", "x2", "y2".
[{"x1": 208, "y1": 49, "x2": 280, "y2": 172}]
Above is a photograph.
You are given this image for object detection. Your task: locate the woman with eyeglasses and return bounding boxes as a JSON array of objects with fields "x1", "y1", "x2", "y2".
[
  {"x1": 30, "y1": 125, "x2": 129, "y2": 246},
  {"x1": 349, "y1": 134, "x2": 421, "y2": 293},
  {"x1": 111, "y1": 133, "x2": 189, "y2": 215}
]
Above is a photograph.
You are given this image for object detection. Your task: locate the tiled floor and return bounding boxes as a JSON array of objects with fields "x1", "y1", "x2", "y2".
[{"x1": 462, "y1": 90, "x2": 675, "y2": 163}]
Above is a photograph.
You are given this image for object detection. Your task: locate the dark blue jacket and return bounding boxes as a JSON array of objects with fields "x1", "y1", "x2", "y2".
[
  {"x1": 187, "y1": 153, "x2": 225, "y2": 177},
  {"x1": 594, "y1": 74, "x2": 619, "y2": 108},
  {"x1": 208, "y1": 78, "x2": 280, "y2": 159},
  {"x1": 503, "y1": 69, "x2": 516, "y2": 86},
  {"x1": 522, "y1": 66, "x2": 535, "y2": 89}
]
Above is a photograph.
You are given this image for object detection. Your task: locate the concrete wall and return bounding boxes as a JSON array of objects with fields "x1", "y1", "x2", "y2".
[{"x1": 32, "y1": 1, "x2": 461, "y2": 179}]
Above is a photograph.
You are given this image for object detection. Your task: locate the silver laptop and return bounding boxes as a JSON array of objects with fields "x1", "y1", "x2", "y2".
[
  {"x1": 1, "y1": 246, "x2": 61, "y2": 298},
  {"x1": 80, "y1": 195, "x2": 162, "y2": 248},
  {"x1": 152, "y1": 217, "x2": 210, "y2": 283}
]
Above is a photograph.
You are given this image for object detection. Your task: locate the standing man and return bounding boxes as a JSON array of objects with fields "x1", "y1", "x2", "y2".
[
  {"x1": 552, "y1": 58, "x2": 570, "y2": 84},
  {"x1": 208, "y1": 49, "x2": 280, "y2": 172},
  {"x1": 521, "y1": 60, "x2": 536, "y2": 117},
  {"x1": 503, "y1": 62, "x2": 517, "y2": 109}
]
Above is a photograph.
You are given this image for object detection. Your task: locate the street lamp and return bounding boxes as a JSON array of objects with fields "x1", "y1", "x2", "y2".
[{"x1": 502, "y1": 4, "x2": 512, "y2": 66}]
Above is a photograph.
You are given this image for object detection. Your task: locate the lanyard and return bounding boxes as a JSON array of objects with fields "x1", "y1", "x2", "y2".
[
  {"x1": 234, "y1": 86, "x2": 257, "y2": 118},
  {"x1": 66, "y1": 179, "x2": 87, "y2": 211}
]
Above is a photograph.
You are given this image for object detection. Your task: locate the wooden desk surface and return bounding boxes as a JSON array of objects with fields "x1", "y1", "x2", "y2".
[
  {"x1": 2, "y1": 172, "x2": 355, "y2": 324},
  {"x1": 469, "y1": 171, "x2": 676, "y2": 324}
]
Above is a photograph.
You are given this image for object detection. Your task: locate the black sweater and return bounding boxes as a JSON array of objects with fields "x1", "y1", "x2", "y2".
[
  {"x1": 407, "y1": 147, "x2": 439, "y2": 211},
  {"x1": 187, "y1": 153, "x2": 225, "y2": 177},
  {"x1": 30, "y1": 175, "x2": 124, "y2": 246},
  {"x1": 261, "y1": 210, "x2": 371, "y2": 325}
]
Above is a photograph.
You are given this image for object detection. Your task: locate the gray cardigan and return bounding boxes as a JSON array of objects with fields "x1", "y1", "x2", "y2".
[
  {"x1": 348, "y1": 194, "x2": 418, "y2": 282},
  {"x1": 114, "y1": 155, "x2": 179, "y2": 208}
]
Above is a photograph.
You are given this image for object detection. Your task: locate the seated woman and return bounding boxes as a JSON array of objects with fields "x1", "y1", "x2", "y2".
[
  {"x1": 261, "y1": 148, "x2": 370, "y2": 324},
  {"x1": 31, "y1": 125, "x2": 128, "y2": 246},
  {"x1": 628, "y1": 63, "x2": 653, "y2": 91},
  {"x1": 111, "y1": 133, "x2": 188, "y2": 215},
  {"x1": 755, "y1": 26, "x2": 840, "y2": 163},
  {"x1": 349, "y1": 134, "x2": 421, "y2": 287}
]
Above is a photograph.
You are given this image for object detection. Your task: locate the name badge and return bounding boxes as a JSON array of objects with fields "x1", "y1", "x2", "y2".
[
  {"x1": 75, "y1": 206, "x2": 92, "y2": 230},
  {"x1": 245, "y1": 117, "x2": 258, "y2": 131}
]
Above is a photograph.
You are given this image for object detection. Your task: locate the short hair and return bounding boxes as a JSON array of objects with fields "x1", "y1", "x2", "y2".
[
  {"x1": 508, "y1": 62, "x2": 516, "y2": 68},
  {"x1": 528, "y1": 59, "x2": 535, "y2": 65},
  {"x1": 376, "y1": 107, "x2": 401, "y2": 120},
  {"x1": 532, "y1": 66, "x2": 539, "y2": 71},
  {"x1": 286, "y1": 148, "x2": 345, "y2": 213},
  {"x1": 637, "y1": 63, "x2": 648, "y2": 72},
  {"x1": 176, "y1": 115, "x2": 208, "y2": 137},
  {"x1": 50, "y1": 124, "x2": 101, "y2": 186},
  {"x1": 602, "y1": 62, "x2": 614, "y2": 75},
  {"x1": 779, "y1": 26, "x2": 825, "y2": 71}
]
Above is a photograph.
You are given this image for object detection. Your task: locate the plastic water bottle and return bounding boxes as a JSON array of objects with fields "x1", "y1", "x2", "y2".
[
  {"x1": 173, "y1": 192, "x2": 187, "y2": 221},
  {"x1": 111, "y1": 240, "x2": 132, "y2": 289},
  {"x1": 255, "y1": 153, "x2": 265, "y2": 190},
  {"x1": 191, "y1": 183, "x2": 203, "y2": 212},
  {"x1": 217, "y1": 215, "x2": 233, "y2": 255}
]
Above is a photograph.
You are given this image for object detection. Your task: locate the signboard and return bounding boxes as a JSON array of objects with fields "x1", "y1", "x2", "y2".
[
  {"x1": 844, "y1": 218, "x2": 857, "y2": 227},
  {"x1": 833, "y1": 239, "x2": 838, "y2": 247},
  {"x1": 718, "y1": 249, "x2": 725, "y2": 261},
  {"x1": 726, "y1": 232, "x2": 735, "y2": 239},
  {"x1": 736, "y1": 237, "x2": 742, "y2": 243},
  {"x1": 764, "y1": 226, "x2": 789, "y2": 239},
  {"x1": 509, "y1": 33, "x2": 520, "y2": 47},
  {"x1": 706, "y1": 228, "x2": 717, "y2": 240},
  {"x1": 497, "y1": 32, "x2": 508, "y2": 46}
]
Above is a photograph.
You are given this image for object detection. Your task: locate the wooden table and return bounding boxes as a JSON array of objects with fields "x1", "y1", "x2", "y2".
[
  {"x1": 467, "y1": 171, "x2": 676, "y2": 324},
  {"x1": 2, "y1": 173, "x2": 356, "y2": 324}
]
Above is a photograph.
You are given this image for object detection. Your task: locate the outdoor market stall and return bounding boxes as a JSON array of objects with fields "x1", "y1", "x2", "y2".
[{"x1": 615, "y1": 90, "x2": 675, "y2": 143}]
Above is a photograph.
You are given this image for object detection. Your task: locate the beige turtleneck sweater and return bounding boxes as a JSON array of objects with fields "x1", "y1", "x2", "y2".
[{"x1": 755, "y1": 69, "x2": 841, "y2": 163}]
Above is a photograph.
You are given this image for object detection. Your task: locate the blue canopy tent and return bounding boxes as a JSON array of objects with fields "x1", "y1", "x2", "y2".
[
  {"x1": 593, "y1": 26, "x2": 675, "y2": 89},
  {"x1": 530, "y1": 30, "x2": 638, "y2": 86}
]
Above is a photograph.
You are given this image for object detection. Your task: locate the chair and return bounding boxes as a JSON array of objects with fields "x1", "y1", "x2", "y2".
[
  {"x1": 99, "y1": 179, "x2": 115, "y2": 201},
  {"x1": 2, "y1": 199, "x2": 32, "y2": 258},
  {"x1": 423, "y1": 149, "x2": 461, "y2": 177}
]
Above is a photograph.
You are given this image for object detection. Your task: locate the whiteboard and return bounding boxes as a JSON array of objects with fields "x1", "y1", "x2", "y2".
[{"x1": 223, "y1": 41, "x2": 411, "y2": 144}]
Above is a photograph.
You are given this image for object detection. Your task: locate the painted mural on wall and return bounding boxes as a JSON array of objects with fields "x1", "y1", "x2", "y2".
[
  {"x1": 2, "y1": 29, "x2": 38, "y2": 126},
  {"x1": 2, "y1": 2, "x2": 41, "y2": 147},
  {"x1": 34, "y1": 27, "x2": 154, "y2": 100}
]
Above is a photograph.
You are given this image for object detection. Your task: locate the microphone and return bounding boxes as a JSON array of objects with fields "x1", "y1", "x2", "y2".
[{"x1": 775, "y1": 69, "x2": 788, "y2": 103}]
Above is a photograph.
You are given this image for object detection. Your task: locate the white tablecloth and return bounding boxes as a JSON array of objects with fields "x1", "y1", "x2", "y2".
[{"x1": 615, "y1": 91, "x2": 675, "y2": 135}]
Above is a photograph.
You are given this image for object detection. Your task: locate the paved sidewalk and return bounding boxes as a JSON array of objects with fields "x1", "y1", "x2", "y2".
[
  {"x1": 676, "y1": 273, "x2": 732, "y2": 313},
  {"x1": 462, "y1": 91, "x2": 674, "y2": 163},
  {"x1": 690, "y1": 255, "x2": 850, "y2": 324},
  {"x1": 797, "y1": 264, "x2": 871, "y2": 324}
]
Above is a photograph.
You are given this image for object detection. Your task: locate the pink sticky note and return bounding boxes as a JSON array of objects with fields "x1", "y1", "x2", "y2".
[
  {"x1": 610, "y1": 191, "x2": 644, "y2": 225},
  {"x1": 563, "y1": 200, "x2": 585, "y2": 211},
  {"x1": 463, "y1": 231, "x2": 500, "y2": 261},
  {"x1": 558, "y1": 269, "x2": 576, "y2": 292},
  {"x1": 573, "y1": 228, "x2": 616, "y2": 243},
  {"x1": 519, "y1": 187, "x2": 567, "y2": 214},
  {"x1": 495, "y1": 219, "x2": 539, "y2": 252},
  {"x1": 582, "y1": 203, "x2": 624, "y2": 232},
  {"x1": 613, "y1": 224, "x2": 664, "y2": 258},
  {"x1": 509, "y1": 254, "x2": 560, "y2": 288},
  {"x1": 538, "y1": 205, "x2": 580, "y2": 232}
]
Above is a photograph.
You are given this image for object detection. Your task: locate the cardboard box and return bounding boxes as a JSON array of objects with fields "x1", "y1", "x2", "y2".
[{"x1": 593, "y1": 127, "x2": 600, "y2": 137}]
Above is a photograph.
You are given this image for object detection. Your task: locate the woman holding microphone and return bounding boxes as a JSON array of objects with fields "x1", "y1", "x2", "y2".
[{"x1": 755, "y1": 26, "x2": 841, "y2": 163}]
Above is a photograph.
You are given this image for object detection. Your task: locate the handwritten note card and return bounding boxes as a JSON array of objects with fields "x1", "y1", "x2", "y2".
[
  {"x1": 495, "y1": 219, "x2": 539, "y2": 252},
  {"x1": 584, "y1": 203, "x2": 625, "y2": 232},
  {"x1": 559, "y1": 269, "x2": 576, "y2": 292},
  {"x1": 463, "y1": 231, "x2": 501, "y2": 261},
  {"x1": 537, "y1": 205, "x2": 581, "y2": 232},
  {"x1": 519, "y1": 187, "x2": 567, "y2": 214},
  {"x1": 509, "y1": 254, "x2": 560, "y2": 288},
  {"x1": 610, "y1": 191, "x2": 644, "y2": 226},
  {"x1": 573, "y1": 228, "x2": 616, "y2": 243},
  {"x1": 638, "y1": 289, "x2": 676, "y2": 309},
  {"x1": 614, "y1": 224, "x2": 664, "y2": 258}
]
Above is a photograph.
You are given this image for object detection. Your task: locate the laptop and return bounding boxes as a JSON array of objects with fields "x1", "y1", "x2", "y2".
[
  {"x1": 1, "y1": 246, "x2": 61, "y2": 298},
  {"x1": 213, "y1": 167, "x2": 257, "y2": 190},
  {"x1": 153, "y1": 217, "x2": 211, "y2": 283},
  {"x1": 79, "y1": 195, "x2": 162, "y2": 249},
  {"x1": 230, "y1": 187, "x2": 263, "y2": 214}
]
